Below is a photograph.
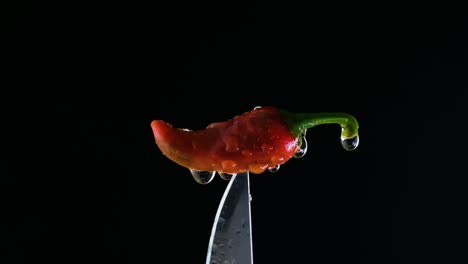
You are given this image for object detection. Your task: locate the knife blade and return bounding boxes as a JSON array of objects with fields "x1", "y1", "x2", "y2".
[{"x1": 206, "y1": 172, "x2": 253, "y2": 264}]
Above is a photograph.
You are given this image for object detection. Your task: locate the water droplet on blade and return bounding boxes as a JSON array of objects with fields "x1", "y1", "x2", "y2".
[
  {"x1": 294, "y1": 133, "x2": 308, "y2": 158},
  {"x1": 218, "y1": 172, "x2": 236, "y2": 181},
  {"x1": 190, "y1": 169, "x2": 215, "y2": 184},
  {"x1": 341, "y1": 135, "x2": 359, "y2": 151},
  {"x1": 268, "y1": 164, "x2": 280, "y2": 173}
]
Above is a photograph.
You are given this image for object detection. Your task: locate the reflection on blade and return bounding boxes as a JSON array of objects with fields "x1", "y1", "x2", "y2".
[{"x1": 206, "y1": 172, "x2": 253, "y2": 264}]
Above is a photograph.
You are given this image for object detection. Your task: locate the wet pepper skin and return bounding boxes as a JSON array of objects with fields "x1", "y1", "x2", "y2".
[{"x1": 151, "y1": 107, "x2": 299, "y2": 174}]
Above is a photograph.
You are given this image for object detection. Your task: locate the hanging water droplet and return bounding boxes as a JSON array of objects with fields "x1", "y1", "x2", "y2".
[
  {"x1": 268, "y1": 164, "x2": 280, "y2": 173},
  {"x1": 218, "y1": 172, "x2": 236, "y2": 181},
  {"x1": 248, "y1": 163, "x2": 268, "y2": 174},
  {"x1": 341, "y1": 135, "x2": 359, "y2": 151},
  {"x1": 294, "y1": 133, "x2": 308, "y2": 158},
  {"x1": 190, "y1": 169, "x2": 215, "y2": 184}
]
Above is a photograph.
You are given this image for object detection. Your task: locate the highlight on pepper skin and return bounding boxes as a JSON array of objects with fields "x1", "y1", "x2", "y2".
[{"x1": 151, "y1": 106, "x2": 359, "y2": 184}]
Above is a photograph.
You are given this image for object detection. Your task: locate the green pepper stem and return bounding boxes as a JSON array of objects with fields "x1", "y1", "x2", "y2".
[{"x1": 282, "y1": 111, "x2": 359, "y2": 139}]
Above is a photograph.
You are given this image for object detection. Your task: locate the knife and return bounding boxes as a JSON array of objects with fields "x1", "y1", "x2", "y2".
[{"x1": 206, "y1": 172, "x2": 253, "y2": 264}]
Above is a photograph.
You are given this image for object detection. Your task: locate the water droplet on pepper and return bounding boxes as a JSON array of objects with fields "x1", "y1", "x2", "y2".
[
  {"x1": 248, "y1": 163, "x2": 268, "y2": 174},
  {"x1": 261, "y1": 143, "x2": 274, "y2": 152},
  {"x1": 241, "y1": 150, "x2": 253, "y2": 157},
  {"x1": 270, "y1": 155, "x2": 284, "y2": 164},
  {"x1": 218, "y1": 172, "x2": 236, "y2": 181},
  {"x1": 268, "y1": 164, "x2": 280, "y2": 173},
  {"x1": 294, "y1": 133, "x2": 308, "y2": 158},
  {"x1": 341, "y1": 135, "x2": 359, "y2": 151},
  {"x1": 221, "y1": 160, "x2": 238, "y2": 171},
  {"x1": 190, "y1": 169, "x2": 215, "y2": 184},
  {"x1": 222, "y1": 134, "x2": 239, "y2": 152}
]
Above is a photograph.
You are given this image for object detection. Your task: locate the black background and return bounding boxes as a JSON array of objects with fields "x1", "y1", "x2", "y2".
[{"x1": 3, "y1": 2, "x2": 468, "y2": 263}]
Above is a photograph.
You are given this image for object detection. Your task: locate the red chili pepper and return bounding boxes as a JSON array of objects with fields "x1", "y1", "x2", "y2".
[{"x1": 151, "y1": 106, "x2": 359, "y2": 179}]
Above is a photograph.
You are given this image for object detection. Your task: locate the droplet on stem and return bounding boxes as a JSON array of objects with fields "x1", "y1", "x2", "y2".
[
  {"x1": 294, "y1": 132, "x2": 308, "y2": 158},
  {"x1": 341, "y1": 135, "x2": 359, "y2": 151},
  {"x1": 190, "y1": 169, "x2": 216, "y2": 184}
]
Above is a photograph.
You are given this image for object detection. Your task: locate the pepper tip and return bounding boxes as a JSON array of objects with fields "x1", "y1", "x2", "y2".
[{"x1": 151, "y1": 120, "x2": 172, "y2": 141}]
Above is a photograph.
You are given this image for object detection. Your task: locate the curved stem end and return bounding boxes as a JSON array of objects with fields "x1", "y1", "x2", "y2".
[{"x1": 282, "y1": 110, "x2": 359, "y2": 139}]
